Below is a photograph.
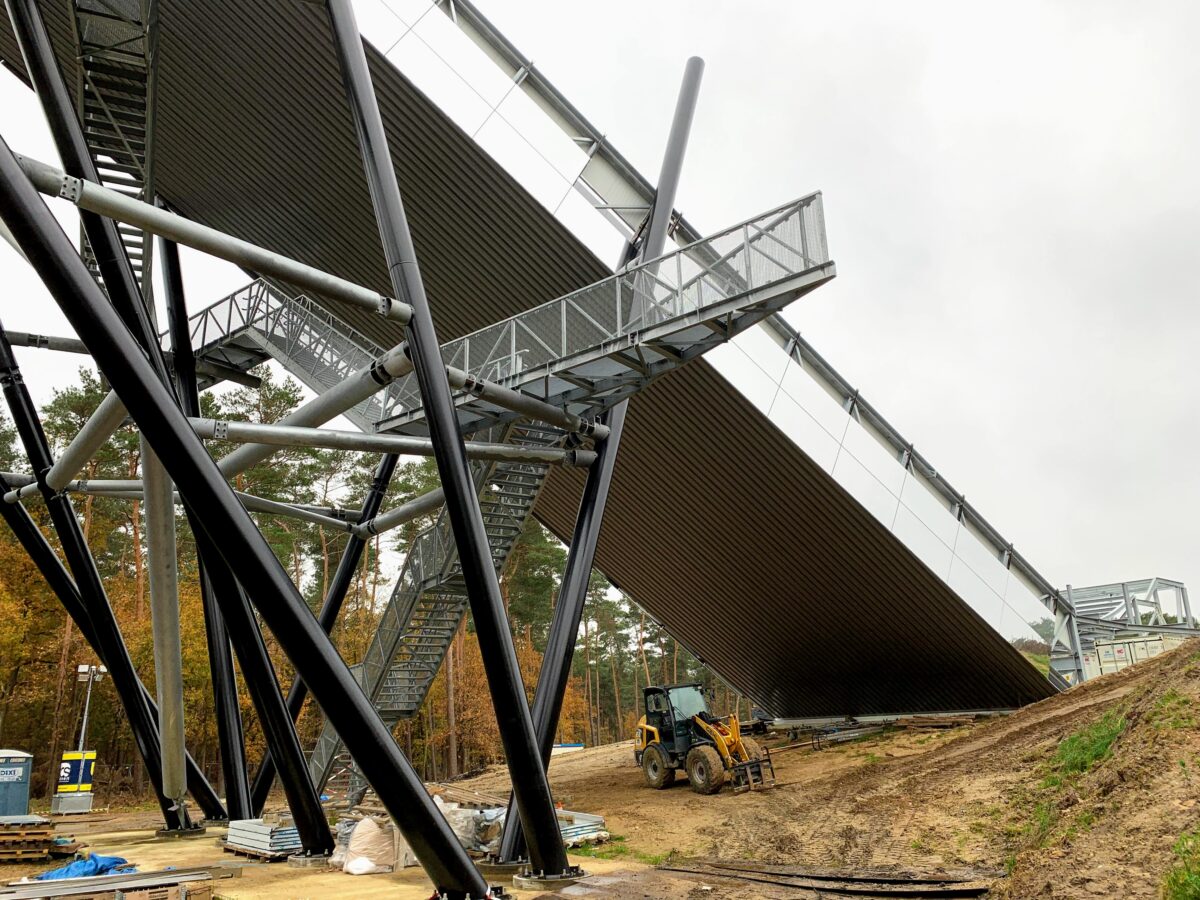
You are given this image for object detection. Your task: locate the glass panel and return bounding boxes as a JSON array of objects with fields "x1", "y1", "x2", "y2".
[
  {"x1": 708, "y1": 344, "x2": 779, "y2": 413},
  {"x1": 767, "y1": 392, "x2": 840, "y2": 473},
  {"x1": 352, "y1": 0, "x2": 410, "y2": 51},
  {"x1": 952, "y1": 522, "x2": 1008, "y2": 596},
  {"x1": 898, "y1": 470, "x2": 959, "y2": 548},
  {"x1": 947, "y1": 558, "x2": 1005, "y2": 632},
  {"x1": 729, "y1": 326, "x2": 790, "y2": 383},
  {"x1": 892, "y1": 502, "x2": 954, "y2": 578},
  {"x1": 840, "y1": 419, "x2": 905, "y2": 497},
  {"x1": 473, "y1": 116, "x2": 566, "y2": 211},
  {"x1": 832, "y1": 450, "x2": 900, "y2": 528},
  {"x1": 385, "y1": 38, "x2": 491, "y2": 135},
  {"x1": 777, "y1": 359, "x2": 851, "y2": 442},
  {"x1": 1005, "y1": 574, "x2": 1056, "y2": 645}
]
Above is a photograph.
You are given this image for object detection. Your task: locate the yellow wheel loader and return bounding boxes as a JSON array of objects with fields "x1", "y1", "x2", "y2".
[{"x1": 632, "y1": 682, "x2": 775, "y2": 795}]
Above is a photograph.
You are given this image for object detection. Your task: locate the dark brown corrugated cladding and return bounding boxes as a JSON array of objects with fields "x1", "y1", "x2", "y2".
[{"x1": 0, "y1": 1, "x2": 1054, "y2": 716}]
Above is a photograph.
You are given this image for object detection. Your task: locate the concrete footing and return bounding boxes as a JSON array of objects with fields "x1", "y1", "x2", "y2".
[
  {"x1": 511, "y1": 866, "x2": 586, "y2": 891},
  {"x1": 154, "y1": 825, "x2": 208, "y2": 839},
  {"x1": 287, "y1": 852, "x2": 331, "y2": 868}
]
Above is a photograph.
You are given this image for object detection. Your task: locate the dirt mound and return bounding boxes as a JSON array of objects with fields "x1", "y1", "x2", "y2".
[{"x1": 458, "y1": 639, "x2": 1200, "y2": 897}]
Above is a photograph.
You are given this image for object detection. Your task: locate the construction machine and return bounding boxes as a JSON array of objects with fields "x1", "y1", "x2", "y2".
[{"x1": 633, "y1": 682, "x2": 775, "y2": 794}]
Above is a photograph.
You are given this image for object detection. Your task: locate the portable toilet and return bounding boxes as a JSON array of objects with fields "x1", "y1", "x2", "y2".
[{"x1": 0, "y1": 750, "x2": 33, "y2": 816}]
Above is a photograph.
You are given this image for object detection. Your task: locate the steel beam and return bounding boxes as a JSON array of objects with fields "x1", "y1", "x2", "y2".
[
  {"x1": 192, "y1": 418, "x2": 596, "y2": 467},
  {"x1": 0, "y1": 134, "x2": 488, "y2": 899},
  {"x1": 498, "y1": 57, "x2": 703, "y2": 862},
  {"x1": 160, "y1": 230, "x2": 251, "y2": 819},
  {"x1": 214, "y1": 345, "x2": 412, "y2": 478},
  {"x1": 326, "y1": 0, "x2": 569, "y2": 877},
  {"x1": 249, "y1": 453, "x2": 399, "y2": 814},
  {"x1": 0, "y1": 326, "x2": 187, "y2": 830},
  {"x1": 353, "y1": 485, "x2": 445, "y2": 538},
  {"x1": 4, "y1": 331, "x2": 88, "y2": 354},
  {"x1": 0, "y1": 477, "x2": 226, "y2": 820},
  {"x1": 15, "y1": 154, "x2": 408, "y2": 325},
  {"x1": 444, "y1": 367, "x2": 608, "y2": 439}
]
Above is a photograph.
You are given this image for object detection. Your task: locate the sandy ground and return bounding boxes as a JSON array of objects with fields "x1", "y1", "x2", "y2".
[{"x1": 5, "y1": 641, "x2": 1196, "y2": 897}]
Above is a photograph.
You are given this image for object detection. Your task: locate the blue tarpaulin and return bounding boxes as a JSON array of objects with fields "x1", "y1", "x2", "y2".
[{"x1": 36, "y1": 854, "x2": 134, "y2": 880}]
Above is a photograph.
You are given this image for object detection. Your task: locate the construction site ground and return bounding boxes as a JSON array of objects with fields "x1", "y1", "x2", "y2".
[{"x1": 3, "y1": 640, "x2": 1197, "y2": 898}]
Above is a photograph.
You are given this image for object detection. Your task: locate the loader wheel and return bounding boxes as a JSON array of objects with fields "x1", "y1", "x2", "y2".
[
  {"x1": 642, "y1": 743, "x2": 675, "y2": 789},
  {"x1": 742, "y1": 737, "x2": 764, "y2": 760},
  {"x1": 686, "y1": 744, "x2": 725, "y2": 795}
]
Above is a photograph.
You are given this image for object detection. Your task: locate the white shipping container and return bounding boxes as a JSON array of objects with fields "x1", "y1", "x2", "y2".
[{"x1": 1094, "y1": 634, "x2": 1188, "y2": 676}]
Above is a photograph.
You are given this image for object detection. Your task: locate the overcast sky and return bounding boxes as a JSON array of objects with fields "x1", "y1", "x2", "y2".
[{"x1": 2, "y1": 0, "x2": 1198, "y2": 603}]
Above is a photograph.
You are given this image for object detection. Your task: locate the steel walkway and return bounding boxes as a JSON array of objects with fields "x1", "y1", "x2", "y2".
[{"x1": 184, "y1": 195, "x2": 833, "y2": 790}]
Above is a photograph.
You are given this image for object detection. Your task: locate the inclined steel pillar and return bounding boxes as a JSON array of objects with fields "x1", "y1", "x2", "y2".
[
  {"x1": 5, "y1": 0, "x2": 164, "y2": 375},
  {"x1": 0, "y1": 480, "x2": 226, "y2": 819},
  {"x1": 160, "y1": 232, "x2": 251, "y2": 819},
  {"x1": 195, "y1": 528, "x2": 333, "y2": 855},
  {"x1": 0, "y1": 327, "x2": 187, "y2": 830},
  {"x1": 249, "y1": 452, "x2": 399, "y2": 814},
  {"x1": 497, "y1": 56, "x2": 703, "y2": 863},
  {"x1": 326, "y1": 0, "x2": 570, "y2": 878},
  {"x1": 0, "y1": 136, "x2": 488, "y2": 899}
]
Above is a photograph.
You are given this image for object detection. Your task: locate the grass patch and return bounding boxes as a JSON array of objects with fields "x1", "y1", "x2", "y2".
[
  {"x1": 1050, "y1": 711, "x2": 1126, "y2": 778},
  {"x1": 1151, "y1": 690, "x2": 1197, "y2": 731},
  {"x1": 1163, "y1": 828, "x2": 1200, "y2": 899},
  {"x1": 570, "y1": 835, "x2": 672, "y2": 866},
  {"x1": 1022, "y1": 651, "x2": 1051, "y2": 676}
]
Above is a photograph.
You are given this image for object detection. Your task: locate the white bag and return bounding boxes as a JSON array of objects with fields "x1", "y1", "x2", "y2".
[{"x1": 343, "y1": 817, "x2": 395, "y2": 875}]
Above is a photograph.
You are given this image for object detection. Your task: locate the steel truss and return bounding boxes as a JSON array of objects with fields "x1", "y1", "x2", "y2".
[{"x1": 0, "y1": 0, "x2": 836, "y2": 894}]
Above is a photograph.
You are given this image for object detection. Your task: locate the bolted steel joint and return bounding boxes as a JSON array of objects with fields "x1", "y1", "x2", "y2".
[{"x1": 58, "y1": 173, "x2": 83, "y2": 202}]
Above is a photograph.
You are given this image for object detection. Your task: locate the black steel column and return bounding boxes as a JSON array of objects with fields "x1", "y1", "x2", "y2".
[
  {"x1": 325, "y1": 0, "x2": 569, "y2": 876},
  {"x1": 5, "y1": 0, "x2": 165, "y2": 374},
  {"x1": 0, "y1": 328, "x2": 186, "y2": 830},
  {"x1": 496, "y1": 404, "x2": 626, "y2": 861},
  {"x1": 194, "y1": 529, "x2": 332, "y2": 855},
  {"x1": 0, "y1": 485, "x2": 227, "y2": 820},
  {"x1": 497, "y1": 55, "x2": 702, "y2": 862},
  {"x1": 249, "y1": 452, "x2": 399, "y2": 814},
  {"x1": 0, "y1": 136, "x2": 489, "y2": 899},
  {"x1": 160, "y1": 231, "x2": 252, "y2": 820}
]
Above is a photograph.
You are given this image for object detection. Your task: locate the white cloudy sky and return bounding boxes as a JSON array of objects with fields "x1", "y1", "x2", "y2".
[{"x1": 2, "y1": 0, "x2": 1198, "y2": 606}]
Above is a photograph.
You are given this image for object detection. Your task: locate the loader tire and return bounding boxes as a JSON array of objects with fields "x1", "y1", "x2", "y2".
[
  {"x1": 686, "y1": 744, "x2": 725, "y2": 794},
  {"x1": 642, "y1": 743, "x2": 675, "y2": 789}
]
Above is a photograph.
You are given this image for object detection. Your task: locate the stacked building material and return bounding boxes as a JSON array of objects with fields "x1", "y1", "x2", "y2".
[
  {"x1": 0, "y1": 816, "x2": 52, "y2": 863},
  {"x1": 223, "y1": 819, "x2": 301, "y2": 860},
  {"x1": 0, "y1": 869, "x2": 214, "y2": 899}
]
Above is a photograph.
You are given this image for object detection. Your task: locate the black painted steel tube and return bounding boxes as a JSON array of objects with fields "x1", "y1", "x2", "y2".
[
  {"x1": 498, "y1": 57, "x2": 703, "y2": 861},
  {"x1": 4, "y1": 0, "x2": 165, "y2": 378},
  {"x1": 325, "y1": 0, "x2": 569, "y2": 876},
  {"x1": 194, "y1": 529, "x2": 332, "y2": 855},
  {"x1": 496, "y1": 405, "x2": 627, "y2": 861},
  {"x1": 0, "y1": 135, "x2": 488, "y2": 899},
  {"x1": 249, "y1": 452, "x2": 399, "y2": 814},
  {"x1": 0, "y1": 329, "x2": 186, "y2": 830},
  {"x1": 0, "y1": 485, "x2": 226, "y2": 819},
  {"x1": 161, "y1": 232, "x2": 252, "y2": 820}
]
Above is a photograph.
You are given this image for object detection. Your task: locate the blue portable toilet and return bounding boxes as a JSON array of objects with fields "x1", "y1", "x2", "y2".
[{"x1": 0, "y1": 750, "x2": 33, "y2": 816}]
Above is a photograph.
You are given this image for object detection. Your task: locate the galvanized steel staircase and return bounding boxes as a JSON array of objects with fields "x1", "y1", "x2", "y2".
[
  {"x1": 71, "y1": 0, "x2": 153, "y2": 288},
  {"x1": 306, "y1": 421, "x2": 564, "y2": 791}
]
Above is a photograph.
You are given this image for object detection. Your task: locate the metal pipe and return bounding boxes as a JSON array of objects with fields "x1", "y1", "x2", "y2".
[
  {"x1": 327, "y1": 0, "x2": 569, "y2": 879},
  {"x1": 445, "y1": 366, "x2": 608, "y2": 439},
  {"x1": 0, "y1": 133, "x2": 486, "y2": 899},
  {"x1": 353, "y1": 485, "x2": 445, "y2": 538},
  {"x1": 215, "y1": 345, "x2": 412, "y2": 478},
  {"x1": 14, "y1": 154, "x2": 408, "y2": 325},
  {"x1": 498, "y1": 57, "x2": 702, "y2": 863},
  {"x1": 249, "y1": 453, "x2": 400, "y2": 813},
  {"x1": 142, "y1": 443, "x2": 187, "y2": 805},
  {"x1": 192, "y1": 418, "x2": 597, "y2": 467},
  {"x1": 45, "y1": 390, "x2": 126, "y2": 492},
  {"x1": 0, "y1": 325, "x2": 188, "y2": 830},
  {"x1": 5, "y1": 331, "x2": 88, "y2": 354},
  {"x1": 0, "y1": 476, "x2": 227, "y2": 820},
  {"x1": 160, "y1": 227, "x2": 249, "y2": 818}
]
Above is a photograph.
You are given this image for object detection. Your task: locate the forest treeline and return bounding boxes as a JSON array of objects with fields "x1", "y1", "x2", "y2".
[{"x1": 0, "y1": 366, "x2": 739, "y2": 800}]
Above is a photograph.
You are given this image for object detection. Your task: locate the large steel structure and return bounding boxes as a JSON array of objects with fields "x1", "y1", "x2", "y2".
[{"x1": 2, "y1": 1, "x2": 1198, "y2": 895}]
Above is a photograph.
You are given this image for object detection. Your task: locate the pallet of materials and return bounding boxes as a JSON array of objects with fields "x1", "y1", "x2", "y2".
[
  {"x1": 0, "y1": 817, "x2": 52, "y2": 863},
  {"x1": 223, "y1": 819, "x2": 301, "y2": 860},
  {"x1": 0, "y1": 869, "x2": 215, "y2": 899}
]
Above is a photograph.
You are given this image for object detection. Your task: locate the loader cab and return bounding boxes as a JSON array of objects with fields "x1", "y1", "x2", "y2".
[{"x1": 643, "y1": 683, "x2": 709, "y2": 757}]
